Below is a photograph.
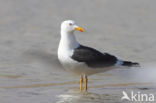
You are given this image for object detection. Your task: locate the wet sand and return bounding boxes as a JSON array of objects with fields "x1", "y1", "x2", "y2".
[{"x1": 0, "y1": 0, "x2": 156, "y2": 103}]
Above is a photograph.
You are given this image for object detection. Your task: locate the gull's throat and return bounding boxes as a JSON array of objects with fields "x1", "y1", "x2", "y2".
[{"x1": 59, "y1": 31, "x2": 80, "y2": 50}]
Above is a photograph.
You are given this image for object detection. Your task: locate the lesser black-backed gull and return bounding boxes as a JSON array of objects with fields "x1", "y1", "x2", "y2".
[{"x1": 58, "y1": 20, "x2": 139, "y2": 92}]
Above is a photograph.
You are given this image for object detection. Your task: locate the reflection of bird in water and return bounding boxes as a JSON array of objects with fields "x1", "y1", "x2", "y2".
[
  {"x1": 56, "y1": 92, "x2": 115, "y2": 103},
  {"x1": 58, "y1": 20, "x2": 139, "y2": 92}
]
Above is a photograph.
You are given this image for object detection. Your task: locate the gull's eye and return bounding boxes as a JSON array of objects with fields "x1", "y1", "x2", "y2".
[{"x1": 69, "y1": 23, "x2": 73, "y2": 26}]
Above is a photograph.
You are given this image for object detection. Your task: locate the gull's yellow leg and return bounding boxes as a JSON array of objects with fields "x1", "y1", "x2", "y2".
[
  {"x1": 80, "y1": 75, "x2": 83, "y2": 92},
  {"x1": 84, "y1": 75, "x2": 88, "y2": 92}
]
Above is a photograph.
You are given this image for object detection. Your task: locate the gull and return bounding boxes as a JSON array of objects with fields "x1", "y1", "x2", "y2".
[{"x1": 58, "y1": 20, "x2": 139, "y2": 92}]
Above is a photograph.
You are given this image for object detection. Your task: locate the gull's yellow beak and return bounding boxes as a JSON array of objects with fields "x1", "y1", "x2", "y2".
[{"x1": 75, "y1": 27, "x2": 84, "y2": 32}]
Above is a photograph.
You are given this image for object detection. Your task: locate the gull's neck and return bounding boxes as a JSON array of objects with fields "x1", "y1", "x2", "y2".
[{"x1": 59, "y1": 31, "x2": 80, "y2": 50}]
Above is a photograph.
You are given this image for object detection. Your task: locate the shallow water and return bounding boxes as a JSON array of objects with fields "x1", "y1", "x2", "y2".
[
  {"x1": 0, "y1": 0, "x2": 156, "y2": 103},
  {"x1": 0, "y1": 61, "x2": 156, "y2": 103}
]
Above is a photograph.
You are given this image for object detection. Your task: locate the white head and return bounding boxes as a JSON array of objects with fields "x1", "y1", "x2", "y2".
[{"x1": 61, "y1": 20, "x2": 84, "y2": 34}]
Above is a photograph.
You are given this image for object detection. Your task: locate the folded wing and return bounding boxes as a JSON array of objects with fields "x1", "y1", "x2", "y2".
[{"x1": 71, "y1": 45, "x2": 118, "y2": 68}]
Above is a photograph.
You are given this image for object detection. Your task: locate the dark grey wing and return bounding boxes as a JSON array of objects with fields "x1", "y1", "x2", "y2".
[{"x1": 71, "y1": 45, "x2": 118, "y2": 68}]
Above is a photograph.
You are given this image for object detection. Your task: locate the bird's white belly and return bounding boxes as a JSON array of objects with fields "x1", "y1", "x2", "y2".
[
  {"x1": 58, "y1": 54, "x2": 116, "y2": 75},
  {"x1": 58, "y1": 53, "x2": 87, "y2": 74}
]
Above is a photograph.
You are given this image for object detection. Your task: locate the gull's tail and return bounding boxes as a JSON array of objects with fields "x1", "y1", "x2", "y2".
[{"x1": 122, "y1": 61, "x2": 140, "y2": 67}]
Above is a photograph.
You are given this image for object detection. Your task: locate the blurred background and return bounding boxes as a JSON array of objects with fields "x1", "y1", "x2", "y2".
[{"x1": 0, "y1": 0, "x2": 156, "y2": 103}]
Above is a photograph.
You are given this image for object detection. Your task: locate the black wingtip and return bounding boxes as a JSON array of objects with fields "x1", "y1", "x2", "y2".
[{"x1": 122, "y1": 61, "x2": 140, "y2": 67}]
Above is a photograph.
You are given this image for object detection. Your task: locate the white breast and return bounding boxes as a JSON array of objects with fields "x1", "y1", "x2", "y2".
[{"x1": 58, "y1": 30, "x2": 93, "y2": 75}]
